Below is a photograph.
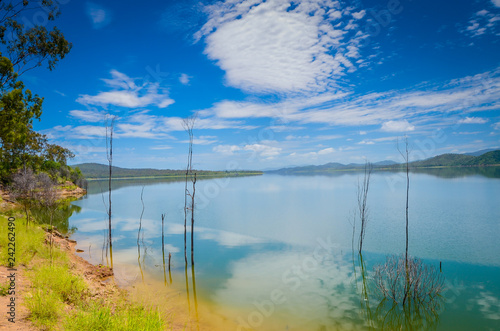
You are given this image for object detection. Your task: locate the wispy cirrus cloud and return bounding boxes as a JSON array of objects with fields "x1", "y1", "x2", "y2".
[
  {"x1": 77, "y1": 70, "x2": 174, "y2": 109},
  {"x1": 380, "y1": 120, "x2": 415, "y2": 132},
  {"x1": 86, "y1": 2, "x2": 112, "y2": 29},
  {"x1": 457, "y1": 117, "x2": 489, "y2": 124},
  {"x1": 179, "y1": 73, "x2": 191, "y2": 85},
  {"x1": 69, "y1": 109, "x2": 106, "y2": 122},
  {"x1": 195, "y1": 0, "x2": 369, "y2": 94},
  {"x1": 463, "y1": 9, "x2": 500, "y2": 38},
  {"x1": 200, "y1": 68, "x2": 500, "y2": 129},
  {"x1": 213, "y1": 143, "x2": 282, "y2": 159}
]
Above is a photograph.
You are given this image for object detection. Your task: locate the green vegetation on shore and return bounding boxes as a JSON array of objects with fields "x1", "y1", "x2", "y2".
[
  {"x1": 0, "y1": 211, "x2": 167, "y2": 330},
  {"x1": 268, "y1": 150, "x2": 500, "y2": 175},
  {"x1": 74, "y1": 162, "x2": 263, "y2": 180}
]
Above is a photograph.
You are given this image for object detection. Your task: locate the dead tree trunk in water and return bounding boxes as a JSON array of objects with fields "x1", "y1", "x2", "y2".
[
  {"x1": 182, "y1": 115, "x2": 196, "y2": 265},
  {"x1": 398, "y1": 136, "x2": 411, "y2": 266},
  {"x1": 358, "y1": 161, "x2": 372, "y2": 254},
  {"x1": 106, "y1": 116, "x2": 116, "y2": 268},
  {"x1": 162, "y1": 213, "x2": 167, "y2": 286},
  {"x1": 398, "y1": 136, "x2": 412, "y2": 305},
  {"x1": 190, "y1": 173, "x2": 197, "y2": 266}
]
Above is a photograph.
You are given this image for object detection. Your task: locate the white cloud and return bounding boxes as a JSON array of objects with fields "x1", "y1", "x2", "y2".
[
  {"x1": 47, "y1": 124, "x2": 106, "y2": 140},
  {"x1": 150, "y1": 145, "x2": 172, "y2": 150},
  {"x1": 116, "y1": 113, "x2": 174, "y2": 139},
  {"x1": 179, "y1": 73, "x2": 191, "y2": 85},
  {"x1": 463, "y1": 9, "x2": 500, "y2": 38},
  {"x1": 318, "y1": 147, "x2": 335, "y2": 155},
  {"x1": 77, "y1": 70, "x2": 174, "y2": 109},
  {"x1": 316, "y1": 134, "x2": 343, "y2": 140},
  {"x1": 182, "y1": 136, "x2": 218, "y2": 145},
  {"x1": 357, "y1": 136, "x2": 397, "y2": 145},
  {"x1": 198, "y1": 68, "x2": 500, "y2": 132},
  {"x1": 352, "y1": 10, "x2": 366, "y2": 20},
  {"x1": 212, "y1": 143, "x2": 282, "y2": 158},
  {"x1": 69, "y1": 109, "x2": 106, "y2": 122},
  {"x1": 457, "y1": 117, "x2": 489, "y2": 124},
  {"x1": 243, "y1": 144, "x2": 281, "y2": 158},
  {"x1": 381, "y1": 120, "x2": 415, "y2": 132},
  {"x1": 86, "y1": 2, "x2": 112, "y2": 29},
  {"x1": 492, "y1": 0, "x2": 500, "y2": 8},
  {"x1": 196, "y1": 0, "x2": 368, "y2": 94},
  {"x1": 101, "y1": 70, "x2": 137, "y2": 89},
  {"x1": 213, "y1": 144, "x2": 241, "y2": 155},
  {"x1": 494, "y1": 121, "x2": 500, "y2": 130},
  {"x1": 285, "y1": 135, "x2": 310, "y2": 141},
  {"x1": 205, "y1": 93, "x2": 346, "y2": 120}
]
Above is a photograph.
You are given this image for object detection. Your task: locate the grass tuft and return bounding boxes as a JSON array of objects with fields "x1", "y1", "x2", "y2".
[
  {"x1": 24, "y1": 288, "x2": 62, "y2": 329},
  {"x1": 29, "y1": 264, "x2": 88, "y2": 305},
  {"x1": 64, "y1": 302, "x2": 165, "y2": 331}
]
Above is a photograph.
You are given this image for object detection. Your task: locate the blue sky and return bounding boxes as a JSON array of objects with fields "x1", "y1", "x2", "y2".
[{"x1": 24, "y1": 0, "x2": 500, "y2": 170}]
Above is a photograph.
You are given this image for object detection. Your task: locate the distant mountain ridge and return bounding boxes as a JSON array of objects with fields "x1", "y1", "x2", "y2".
[
  {"x1": 72, "y1": 163, "x2": 262, "y2": 179},
  {"x1": 267, "y1": 150, "x2": 500, "y2": 175},
  {"x1": 464, "y1": 148, "x2": 497, "y2": 157}
]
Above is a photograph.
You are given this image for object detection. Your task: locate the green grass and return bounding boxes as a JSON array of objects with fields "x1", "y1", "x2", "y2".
[
  {"x1": 0, "y1": 214, "x2": 49, "y2": 266},
  {"x1": 25, "y1": 288, "x2": 63, "y2": 329},
  {"x1": 63, "y1": 302, "x2": 165, "y2": 331},
  {"x1": 28, "y1": 264, "x2": 88, "y2": 305},
  {"x1": 0, "y1": 211, "x2": 169, "y2": 330},
  {"x1": 0, "y1": 280, "x2": 10, "y2": 296}
]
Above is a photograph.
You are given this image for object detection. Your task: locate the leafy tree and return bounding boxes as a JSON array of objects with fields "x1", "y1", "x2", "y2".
[
  {"x1": 0, "y1": 0, "x2": 72, "y2": 88},
  {"x1": 0, "y1": 1, "x2": 73, "y2": 182}
]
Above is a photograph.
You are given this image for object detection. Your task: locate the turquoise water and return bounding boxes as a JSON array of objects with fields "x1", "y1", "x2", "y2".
[{"x1": 68, "y1": 170, "x2": 500, "y2": 330}]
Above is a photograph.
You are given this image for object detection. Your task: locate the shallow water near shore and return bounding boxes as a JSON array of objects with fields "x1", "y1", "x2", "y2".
[{"x1": 67, "y1": 169, "x2": 500, "y2": 330}]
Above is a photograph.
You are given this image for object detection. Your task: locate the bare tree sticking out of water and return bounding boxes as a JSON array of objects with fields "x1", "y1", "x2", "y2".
[
  {"x1": 357, "y1": 161, "x2": 372, "y2": 254},
  {"x1": 137, "y1": 186, "x2": 146, "y2": 283},
  {"x1": 182, "y1": 114, "x2": 197, "y2": 265},
  {"x1": 188, "y1": 173, "x2": 197, "y2": 266},
  {"x1": 397, "y1": 136, "x2": 411, "y2": 266},
  {"x1": 372, "y1": 255, "x2": 444, "y2": 330},
  {"x1": 105, "y1": 115, "x2": 116, "y2": 268},
  {"x1": 161, "y1": 213, "x2": 167, "y2": 286},
  {"x1": 372, "y1": 136, "x2": 444, "y2": 314}
]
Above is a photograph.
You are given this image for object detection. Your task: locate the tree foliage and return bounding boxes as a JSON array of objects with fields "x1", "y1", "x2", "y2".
[
  {"x1": 0, "y1": 1, "x2": 76, "y2": 184},
  {"x1": 0, "y1": 0, "x2": 72, "y2": 88}
]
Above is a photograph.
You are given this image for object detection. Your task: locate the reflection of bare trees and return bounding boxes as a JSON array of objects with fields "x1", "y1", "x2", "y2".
[
  {"x1": 183, "y1": 115, "x2": 196, "y2": 266},
  {"x1": 373, "y1": 292, "x2": 444, "y2": 330},
  {"x1": 353, "y1": 253, "x2": 376, "y2": 329},
  {"x1": 374, "y1": 255, "x2": 444, "y2": 306},
  {"x1": 370, "y1": 255, "x2": 444, "y2": 330},
  {"x1": 397, "y1": 136, "x2": 411, "y2": 264},
  {"x1": 161, "y1": 213, "x2": 168, "y2": 286},
  {"x1": 350, "y1": 137, "x2": 446, "y2": 330},
  {"x1": 137, "y1": 186, "x2": 146, "y2": 283},
  {"x1": 357, "y1": 162, "x2": 372, "y2": 254},
  {"x1": 352, "y1": 254, "x2": 445, "y2": 330},
  {"x1": 105, "y1": 115, "x2": 116, "y2": 268}
]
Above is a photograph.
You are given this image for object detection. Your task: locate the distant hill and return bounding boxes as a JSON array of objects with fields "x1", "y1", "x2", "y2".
[
  {"x1": 267, "y1": 150, "x2": 500, "y2": 175},
  {"x1": 410, "y1": 150, "x2": 500, "y2": 167},
  {"x1": 72, "y1": 163, "x2": 262, "y2": 179},
  {"x1": 465, "y1": 148, "x2": 497, "y2": 157}
]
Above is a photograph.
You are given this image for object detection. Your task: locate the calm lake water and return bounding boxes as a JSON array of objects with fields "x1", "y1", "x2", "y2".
[{"x1": 67, "y1": 169, "x2": 500, "y2": 330}]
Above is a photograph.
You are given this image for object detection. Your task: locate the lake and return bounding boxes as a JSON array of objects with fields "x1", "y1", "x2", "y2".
[{"x1": 67, "y1": 169, "x2": 500, "y2": 330}]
